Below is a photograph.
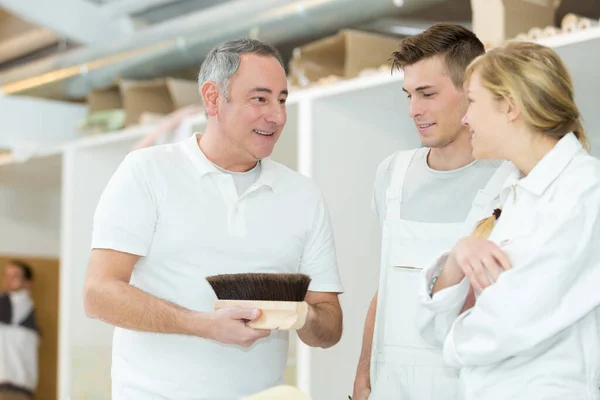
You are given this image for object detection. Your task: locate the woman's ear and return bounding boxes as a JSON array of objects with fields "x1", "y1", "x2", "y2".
[
  {"x1": 500, "y1": 97, "x2": 520, "y2": 124},
  {"x1": 201, "y1": 81, "x2": 219, "y2": 117}
]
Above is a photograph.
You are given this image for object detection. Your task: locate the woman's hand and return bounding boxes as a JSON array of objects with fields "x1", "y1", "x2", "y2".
[{"x1": 450, "y1": 237, "x2": 512, "y2": 293}]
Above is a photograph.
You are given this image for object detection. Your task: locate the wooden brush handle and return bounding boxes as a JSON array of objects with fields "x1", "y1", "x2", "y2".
[{"x1": 214, "y1": 300, "x2": 308, "y2": 330}]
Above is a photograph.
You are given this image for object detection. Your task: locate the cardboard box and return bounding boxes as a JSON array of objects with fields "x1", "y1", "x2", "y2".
[
  {"x1": 119, "y1": 77, "x2": 201, "y2": 126},
  {"x1": 471, "y1": 0, "x2": 562, "y2": 49},
  {"x1": 289, "y1": 29, "x2": 400, "y2": 87},
  {"x1": 87, "y1": 86, "x2": 122, "y2": 113},
  {"x1": 87, "y1": 77, "x2": 201, "y2": 127}
]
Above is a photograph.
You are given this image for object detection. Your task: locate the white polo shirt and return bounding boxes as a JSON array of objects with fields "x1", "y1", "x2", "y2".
[{"x1": 91, "y1": 133, "x2": 343, "y2": 400}]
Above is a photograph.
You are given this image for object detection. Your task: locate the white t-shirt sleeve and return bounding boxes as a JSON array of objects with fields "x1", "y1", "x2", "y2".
[
  {"x1": 91, "y1": 151, "x2": 162, "y2": 256},
  {"x1": 299, "y1": 193, "x2": 344, "y2": 293}
]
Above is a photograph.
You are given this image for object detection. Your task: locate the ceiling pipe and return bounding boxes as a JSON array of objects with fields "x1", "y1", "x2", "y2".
[
  {"x1": 358, "y1": 17, "x2": 471, "y2": 37},
  {"x1": 0, "y1": 0, "x2": 448, "y2": 99}
]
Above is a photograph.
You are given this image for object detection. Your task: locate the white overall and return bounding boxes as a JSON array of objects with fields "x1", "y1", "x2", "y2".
[{"x1": 369, "y1": 149, "x2": 512, "y2": 399}]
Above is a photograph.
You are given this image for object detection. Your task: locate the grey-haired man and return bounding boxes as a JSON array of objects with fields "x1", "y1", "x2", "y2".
[{"x1": 83, "y1": 39, "x2": 344, "y2": 399}]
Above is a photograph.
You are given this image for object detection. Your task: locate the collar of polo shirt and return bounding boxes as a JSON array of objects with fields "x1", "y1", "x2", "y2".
[{"x1": 182, "y1": 133, "x2": 280, "y2": 194}]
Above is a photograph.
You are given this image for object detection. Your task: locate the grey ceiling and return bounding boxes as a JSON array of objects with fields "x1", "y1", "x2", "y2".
[{"x1": 0, "y1": 0, "x2": 598, "y2": 94}]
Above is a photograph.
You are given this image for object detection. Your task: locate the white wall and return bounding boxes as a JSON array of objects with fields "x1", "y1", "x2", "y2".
[
  {"x1": 0, "y1": 154, "x2": 62, "y2": 257},
  {"x1": 553, "y1": 39, "x2": 600, "y2": 157}
]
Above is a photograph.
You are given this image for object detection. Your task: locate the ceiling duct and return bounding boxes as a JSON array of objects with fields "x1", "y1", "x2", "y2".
[{"x1": 0, "y1": 0, "x2": 447, "y2": 99}]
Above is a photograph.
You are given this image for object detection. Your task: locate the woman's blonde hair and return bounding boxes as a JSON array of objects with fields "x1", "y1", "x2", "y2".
[
  {"x1": 466, "y1": 41, "x2": 588, "y2": 239},
  {"x1": 465, "y1": 41, "x2": 588, "y2": 151},
  {"x1": 472, "y1": 208, "x2": 502, "y2": 239}
]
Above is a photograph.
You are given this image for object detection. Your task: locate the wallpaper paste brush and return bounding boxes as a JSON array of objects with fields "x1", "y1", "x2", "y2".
[{"x1": 206, "y1": 272, "x2": 311, "y2": 330}]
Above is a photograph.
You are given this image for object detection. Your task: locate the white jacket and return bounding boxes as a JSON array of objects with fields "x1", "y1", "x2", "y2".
[{"x1": 417, "y1": 133, "x2": 600, "y2": 400}]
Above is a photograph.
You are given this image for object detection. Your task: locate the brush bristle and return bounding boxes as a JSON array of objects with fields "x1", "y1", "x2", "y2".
[{"x1": 206, "y1": 273, "x2": 311, "y2": 302}]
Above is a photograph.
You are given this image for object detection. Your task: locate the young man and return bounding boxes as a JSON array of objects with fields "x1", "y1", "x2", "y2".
[
  {"x1": 84, "y1": 39, "x2": 344, "y2": 399},
  {"x1": 352, "y1": 23, "x2": 512, "y2": 400},
  {"x1": 0, "y1": 260, "x2": 39, "y2": 400}
]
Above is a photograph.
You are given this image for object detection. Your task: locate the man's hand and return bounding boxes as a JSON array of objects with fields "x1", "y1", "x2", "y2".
[
  {"x1": 450, "y1": 237, "x2": 512, "y2": 293},
  {"x1": 202, "y1": 307, "x2": 271, "y2": 348}
]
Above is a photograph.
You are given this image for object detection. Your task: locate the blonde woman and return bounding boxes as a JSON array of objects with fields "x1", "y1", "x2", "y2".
[{"x1": 417, "y1": 41, "x2": 600, "y2": 400}]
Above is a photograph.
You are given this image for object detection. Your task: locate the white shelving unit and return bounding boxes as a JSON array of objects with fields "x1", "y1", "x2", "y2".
[
  {"x1": 0, "y1": 95, "x2": 87, "y2": 260},
  {"x1": 1, "y1": 26, "x2": 599, "y2": 400},
  {"x1": 60, "y1": 130, "x2": 152, "y2": 399}
]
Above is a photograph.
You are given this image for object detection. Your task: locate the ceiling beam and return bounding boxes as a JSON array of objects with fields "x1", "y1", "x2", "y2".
[
  {"x1": 0, "y1": 0, "x2": 134, "y2": 44},
  {"x1": 102, "y1": 0, "x2": 181, "y2": 16},
  {"x1": 0, "y1": 27, "x2": 59, "y2": 65}
]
